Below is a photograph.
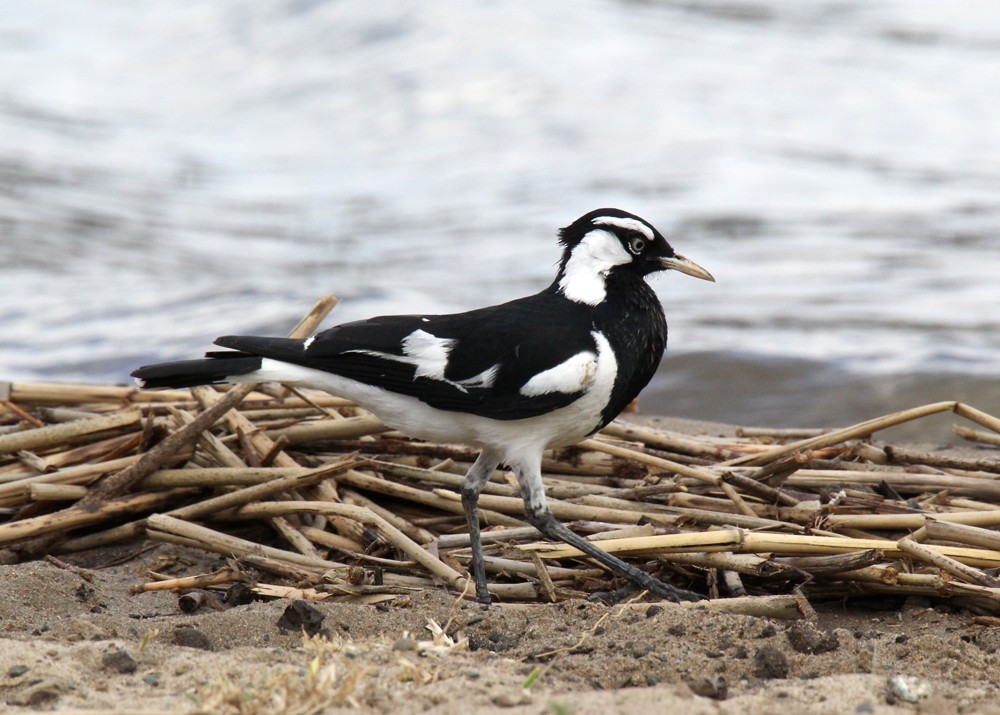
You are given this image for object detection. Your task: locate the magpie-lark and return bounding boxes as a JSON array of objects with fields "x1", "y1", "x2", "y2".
[{"x1": 132, "y1": 208, "x2": 714, "y2": 604}]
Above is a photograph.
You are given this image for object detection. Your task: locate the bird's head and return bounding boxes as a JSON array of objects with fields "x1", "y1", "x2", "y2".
[{"x1": 555, "y1": 208, "x2": 714, "y2": 305}]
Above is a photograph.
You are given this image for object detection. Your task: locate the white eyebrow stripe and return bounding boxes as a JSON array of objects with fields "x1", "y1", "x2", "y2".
[{"x1": 592, "y1": 217, "x2": 654, "y2": 241}]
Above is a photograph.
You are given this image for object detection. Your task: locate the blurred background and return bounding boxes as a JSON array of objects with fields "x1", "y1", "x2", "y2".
[{"x1": 1, "y1": 1, "x2": 998, "y2": 439}]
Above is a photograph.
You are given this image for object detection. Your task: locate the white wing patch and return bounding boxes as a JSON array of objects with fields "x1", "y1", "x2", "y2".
[
  {"x1": 520, "y1": 349, "x2": 598, "y2": 397},
  {"x1": 457, "y1": 363, "x2": 500, "y2": 390},
  {"x1": 345, "y1": 329, "x2": 498, "y2": 393},
  {"x1": 345, "y1": 328, "x2": 455, "y2": 381},
  {"x1": 558, "y1": 229, "x2": 633, "y2": 305},
  {"x1": 592, "y1": 216, "x2": 654, "y2": 240},
  {"x1": 303, "y1": 335, "x2": 316, "y2": 350},
  {"x1": 400, "y1": 329, "x2": 455, "y2": 380}
]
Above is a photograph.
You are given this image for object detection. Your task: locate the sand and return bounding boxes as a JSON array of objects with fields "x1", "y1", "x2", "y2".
[{"x1": 1, "y1": 549, "x2": 999, "y2": 714}]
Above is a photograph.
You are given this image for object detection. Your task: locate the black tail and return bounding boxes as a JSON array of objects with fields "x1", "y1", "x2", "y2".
[{"x1": 131, "y1": 352, "x2": 263, "y2": 389}]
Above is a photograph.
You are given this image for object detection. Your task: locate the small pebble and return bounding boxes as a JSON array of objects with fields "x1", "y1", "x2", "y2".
[
  {"x1": 225, "y1": 582, "x2": 255, "y2": 606},
  {"x1": 493, "y1": 691, "x2": 531, "y2": 707},
  {"x1": 276, "y1": 600, "x2": 326, "y2": 637},
  {"x1": 392, "y1": 637, "x2": 419, "y2": 652},
  {"x1": 102, "y1": 647, "x2": 138, "y2": 674},
  {"x1": 688, "y1": 675, "x2": 728, "y2": 700},
  {"x1": 624, "y1": 641, "x2": 653, "y2": 659},
  {"x1": 142, "y1": 673, "x2": 160, "y2": 687},
  {"x1": 786, "y1": 622, "x2": 839, "y2": 655},
  {"x1": 887, "y1": 674, "x2": 931, "y2": 703},
  {"x1": 172, "y1": 626, "x2": 213, "y2": 651},
  {"x1": 8, "y1": 665, "x2": 29, "y2": 678},
  {"x1": 8, "y1": 679, "x2": 63, "y2": 707},
  {"x1": 753, "y1": 645, "x2": 789, "y2": 679}
]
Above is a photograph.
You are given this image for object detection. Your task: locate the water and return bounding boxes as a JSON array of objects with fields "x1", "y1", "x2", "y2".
[{"x1": 2, "y1": 1, "x2": 998, "y2": 439}]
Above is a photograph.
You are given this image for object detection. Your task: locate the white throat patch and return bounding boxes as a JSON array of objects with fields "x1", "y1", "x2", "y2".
[{"x1": 558, "y1": 229, "x2": 632, "y2": 305}]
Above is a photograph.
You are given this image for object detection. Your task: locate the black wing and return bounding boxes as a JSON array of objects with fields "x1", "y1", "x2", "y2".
[{"x1": 214, "y1": 295, "x2": 600, "y2": 421}]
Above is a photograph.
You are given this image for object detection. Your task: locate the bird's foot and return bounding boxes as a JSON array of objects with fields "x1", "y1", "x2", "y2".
[{"x1": 473, "y1": 577, "x2": 492, "y2": 607}]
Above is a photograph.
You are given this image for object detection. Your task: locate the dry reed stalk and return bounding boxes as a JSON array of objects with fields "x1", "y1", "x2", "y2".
[
  {"x1": 954, "y1": 403, "x2": 1000, "y2": 436},
  {"x1": 736, "y1": 426, "x2": 830, "y2": 439},
  {"x1": 0, "y1": 433, "x2": 138, "y2": 478},
  {"x1": 450, "y1": 551, "x2": 597, "y2": 582},
  {"x1": 436, "y1": 486, "x2": 678, "y2": 526},
  {"x1": 250, "y1": 584, "x2": 333, "y2": 601},
  {"x1": 781, "y1": 469, "x2": 1000, "y2": 498},
  {"x1": 667, "y1": 492, "x2": 816, "y2": 526},
  {"x1": 600, "y1": 421, "x2": 747, "y2": 459},
  {"x1": 523, "y1": 529, "x2": 1000, "y2": 569},
  {"x1": 721, "y1": 569, "x2": 748, "y2": 596},
  {"x1": 665, "y1": 551, "x2": 793, "y2": 579},
  {"x1": 662, "y1": 503, "x2": 792, "y2": 530},
  {"x1": 499, "y1": 594, "x2": 808, "y2": 619},
  {"x1": 339, "y1": 488, "x2": 436, "y2": 545},
  {"x1": 78, "y1": 387, "x2": 254, "y2": 505},
  {"x1": 583, "y1": 523, "x2": 660, "y2": 541},
  {"x1": 146, "y1": 514, "x2": 345, "y2": 572},
  {"x1": 55, "y1": 460, "x2": 357, "y2": 553},
  {"x1": 0, "y1": 398, "x2": 45, "y2": 427},
  {"x1": 0, "y1": 409, "x2": 140, "y2": 456},
  {"x1": 139, "y1": 467, "x2": 307, "y2": 489},
  {"x1": 29, "y1": 483, "x2": 87, "y2": 501},
  {"x1": 12, "y1": 451, "x2": 53, "y2": 473},
  {"x1": 823, "y1": 510, "x2": 1000, "y2": 530},
  {"x1": 336, "y1": 469, "x2": 525, "y2": 527},
  {"x1": 897, "y1": 537, "x2": 1000, "y2": 588},
  {"x1": 914, "y1": 520, "x2": 1000, "y2": 552},
  {"x1": 436, "y1": 526, "x2": 543, "y2": 549},
  {"x1": 579, "y1": 437, "x2": 720, "y2": 484},
  {"x1": 722, "y1": 402, "x2": 959, "y2": 467},
  {"x1": 170, "y1": 407, "x2": 247, "y2": 469},
  {"x1": 265, "y1": 415, "x2": 390, "y2": 445},
  {"x1": 884, "y1": 445, "x2": 1000, "y2": 473},
  {"x1": 0, "y1": 456, "x2": 141, "y2": 507},
  {"x1": 133, "y1": 567, "x2": 243, "y2": 593},
  {"x1": 0, "y1": 488, "x2": 196, "y2": 545},
  {"x1": 271, "y1": 516, "x2": 325, "y2": 559},
  {"x1": 720, "y1": 480, "x2": 757, "y2": 517},
  {"x1": 719, "y1": 470, "x2": 800, "y2": 506},
  {"x1": 773, "y1": 549, "x2": 886, "y2": 575},
  {"x1": 299, "y1": 525, "x2": 367, "y2": 554},
  {"x1": 3, "y1": 380, "x2": 192, "y2": 405},
  {"x1": 530, "y1": 551, "x2": 558, "y2": 602},
  {"x1": 168, "y1": 458, "x2": 358, "y2": 522},
  {"x1": 373, "y1": 460, "x2": 518, "y2": 498},
  {"x1": 954, "y1": 425, "x2": 1000, "y2": 447},
  {"x1": 229, "y1": 500, "x2": 469, "y2": 591}
]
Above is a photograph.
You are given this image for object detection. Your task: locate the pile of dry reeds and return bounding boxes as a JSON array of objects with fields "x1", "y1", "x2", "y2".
[{"x1": 2, "y1": 297, "x2": 1000, "y2": 618}]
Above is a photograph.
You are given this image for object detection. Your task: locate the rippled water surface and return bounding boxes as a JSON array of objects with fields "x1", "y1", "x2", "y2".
[{"x1": 2, "y1": 1, "x2": 998, "y2": 434}]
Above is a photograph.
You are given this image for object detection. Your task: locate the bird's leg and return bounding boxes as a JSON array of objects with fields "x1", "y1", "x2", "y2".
[
  {"x1": 461, "y1": 451, "x2": 502, "y2": 605},
  {"x1": 512, "y1": 457, "x2": 704, "y2": 603}
]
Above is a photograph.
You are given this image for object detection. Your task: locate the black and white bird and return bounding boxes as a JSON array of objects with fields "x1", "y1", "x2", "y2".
[{"x1": 132, "y1": 208, "x2": 714, "y2": 604}]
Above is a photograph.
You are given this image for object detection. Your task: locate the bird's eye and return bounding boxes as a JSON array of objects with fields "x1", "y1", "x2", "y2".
[{"x1": 629, "y1": 237, "x2": 646, "y2": 254}]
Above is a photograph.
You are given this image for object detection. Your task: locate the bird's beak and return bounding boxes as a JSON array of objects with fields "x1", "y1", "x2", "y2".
[{"x1": 659, "y1": 253, "x2": 715, "y2": 282}]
